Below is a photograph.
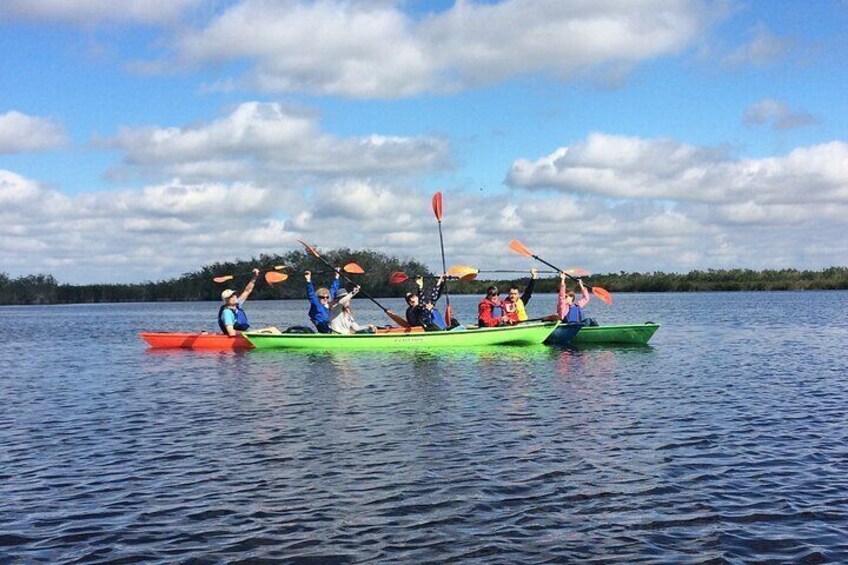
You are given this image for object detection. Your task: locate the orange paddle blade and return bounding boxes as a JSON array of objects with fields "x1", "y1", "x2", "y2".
[
  {"x1": 298, "y1": 239, "x2": 320, "y2": 258},
  {"x1": 343, "y1": 262, "x2": 365, "y2": 274},
  {"x1": 432, "y1": 192, "x2": 443, "y2": 222},
  {"x1": 447, "y1": 264, "x2": 478, "y2": 278},
  {"x1": 565, "y1": 267, "x2": 590, "y2": 278},
  {"x1": 213, "y1": 275, "x2": 234, "y2": 283},
  {"x1": 264, "y1": 272, "x2": 289, "y2": 285},
  {"x1": 508, "y1": 239, "x2": 534, "y2": 258},
  {"x1": 389, "y1": 272, "x2": 409, "y2": 285},
  {"x1": 387, "y1": 310, "x2": 411, "y2": 328},
  {"x1": 591, "y1": 286, "x2": 613, "y2": 306}
]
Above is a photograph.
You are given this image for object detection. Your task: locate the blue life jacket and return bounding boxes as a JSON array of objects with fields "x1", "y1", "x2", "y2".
[
  {"x1": 218, "y1": 304, "x2": 250, "y2": 334},
  {"x1": 564, "y1": 304, "x2": 584, "y2": 324},
  {"x1": 430, "y1": 308, "x2": 447, "y2": 330}
]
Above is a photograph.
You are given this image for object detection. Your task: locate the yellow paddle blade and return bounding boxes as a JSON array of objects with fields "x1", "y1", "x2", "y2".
[
  {"x1": 564, "y1": 267, "x2": 591, "y2": 278},
  {"x1": 447, "y1": 264, "x2": 478, "y2": 278},
  {"x1": 343, "y1": 262, "x2": 365, "y2": 274},
  {"x1": 213, "y1": 275, "x2": 234, "y2": 283},
  {"x1": 264, "y1": 272, "x2": 289, "y2": 285}
]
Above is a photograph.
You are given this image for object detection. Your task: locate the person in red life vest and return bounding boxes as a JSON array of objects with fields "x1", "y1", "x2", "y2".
[
  {"x1": 501, "y1": 268, "x2": 538, "y2": 324},
  {"x1": 478, "y1": 285, "x2": 506, "y2": 327},
  {"x1": 557, "y1": 272, "x2": 592, "y2": 324}
]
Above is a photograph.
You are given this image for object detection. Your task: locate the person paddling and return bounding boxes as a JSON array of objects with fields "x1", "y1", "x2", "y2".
[
  {"x1": 330, "y1": 287, "x2": 376, "y2": 334},
  {"x1": 501, "y1": 268, "x2": 537, "y2": 324},
  {"x1": 557, "y1": 272, "x2": 593, "y2": 325},
  {"x1": 405, "y1": 274, "x2": 447, "y2": 331},
  {"x1": 305, "y1": 269, "x2": 341, "y2": 334}
]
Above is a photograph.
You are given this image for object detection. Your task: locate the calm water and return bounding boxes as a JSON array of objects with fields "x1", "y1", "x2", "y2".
[{"x1": 2, "y1": 292, "x2": 847, "y2": 564}]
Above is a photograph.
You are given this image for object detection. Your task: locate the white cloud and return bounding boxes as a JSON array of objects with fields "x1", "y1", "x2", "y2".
[
  {"x1": 161, "y1": 0, "x2": 715, "y2": 98},
  {"x1": 507, "y1": 134, "x2": 848, "y2": 206},
  {"x1": 743, "y1": 98, "x2": 816, "y2": 130},
  {"x1": 0, "y1": 0, "x2": 201, "y2": 25},
  {"x1": 725, "y1": 24, "x2": 790, "y2": 67},
  {"x1": 106, "y1": 102, "x2": 451, "y2": 182},
  {"x1": 0, "y1": 111, "x2": 68, "y2": 153}
]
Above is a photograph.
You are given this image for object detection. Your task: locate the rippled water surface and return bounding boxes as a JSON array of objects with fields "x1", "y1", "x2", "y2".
[{"x1": 2, "y1": 292, "x2": 847, "y2": 563}]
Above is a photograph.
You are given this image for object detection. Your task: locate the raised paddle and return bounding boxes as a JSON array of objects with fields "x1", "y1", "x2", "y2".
[
  {"x1": 508, "y1": 240, "x2": 613, "y2": 305},
  {"x1": 432, "y1": 192, "x2": 453, "y2": 323},
  {"x1": 447, "y1": 265, "x2": 590, "y2": 279},
  {"x1": 298, "y1": 240, "x2": 410, "y2": 328},
  {"x1": 213, "y1": 265, "x2": 288, "y2": 284},
  {"x1": 388, "y1": 271, "x2": 466, "y2": 285}
]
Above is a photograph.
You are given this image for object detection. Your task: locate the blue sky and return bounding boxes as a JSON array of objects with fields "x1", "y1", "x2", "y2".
[{"x1": 1, "y1": 0, "x2": 847, "y2": 284}]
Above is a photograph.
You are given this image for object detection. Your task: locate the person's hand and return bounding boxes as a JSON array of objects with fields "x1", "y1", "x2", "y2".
[
  {"x1": 559, "y1": 271, "x2": 566, "y2": 282},
  {"x1": 353, "y1": 285, "x2": 360, "y2": 294},
  {"x1": 531, "y1": 267, "x2": 538, "y2": 279},
  {"x1": 415, "y1": 276, "x2": 424, "y2": 287},
  {"x1": 334, "y1": 268, "x2": 341, "y2": 279},
  {"x1": 304, "y1": 270, "x2": 311, "y2": 282},
  {"x1": 252, "y1": 268, "x2": 260, "y2": 278}
]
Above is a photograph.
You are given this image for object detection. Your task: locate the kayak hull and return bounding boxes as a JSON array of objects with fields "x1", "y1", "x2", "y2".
[
  {"x1": 540, "y1": 323, "x2": 581, "y2": 347},
  {"x1": 140, "y1": 332, "x2": 253, "y2": 350},
  {"x1": 547, "y1": 323, "x2": 660, "y2": 346},
  {"x1": 244, "y1": 321, "x2": 560, "y2": 350}
]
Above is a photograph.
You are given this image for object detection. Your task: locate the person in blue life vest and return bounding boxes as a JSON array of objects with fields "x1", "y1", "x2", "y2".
[
  {"x1": 219, "y1": 268, "x2": 258, "y2": 336},
  {"x1": 305, "y1": 269, "x2": 341, "y2": 333},
  {"x1": 556, "y1": 271, "x2": 595, "y2": 325}
]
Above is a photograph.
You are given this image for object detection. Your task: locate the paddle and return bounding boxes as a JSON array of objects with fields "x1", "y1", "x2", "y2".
[
  {"x1": 213, "y1": 265, "x2": 288, "y2": 284},
  {"x1": 508, "y1": 240, "x2": 613, "y2": 305},
  {"x1": 298, "y1": 240, "x2": 410, "y2": 328},
  {"x1": 432, "y1": 192, "x2": 453, "y2": 323},
  {"x1": 388, "y1": 272, "x2": 467, "y2": 285},
  {"x1": 447, "y1": 265, "x2": 590, "y2": 279}
]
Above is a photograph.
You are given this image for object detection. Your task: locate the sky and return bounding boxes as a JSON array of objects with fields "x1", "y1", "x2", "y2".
[{"x1": 1, "y1": 0, "x2": 847, "y2": 284}]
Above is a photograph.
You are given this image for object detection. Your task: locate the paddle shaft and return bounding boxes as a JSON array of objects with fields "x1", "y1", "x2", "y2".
[
  {"x1": 436, "y1": 219, "x2": 452, "y2": 316},
  {"x1": 308, "y1": 250, "x2": 408, "y2": 326}
]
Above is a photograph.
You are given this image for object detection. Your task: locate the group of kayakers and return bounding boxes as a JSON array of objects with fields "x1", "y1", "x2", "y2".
[{"x1": 217, "y1": 267, "x2": 593, "y2": 336}]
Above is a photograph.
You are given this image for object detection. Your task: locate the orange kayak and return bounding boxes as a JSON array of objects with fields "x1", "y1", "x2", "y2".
[{"x1": 139, "y1": 332, "x2": 253, "y2": 350}]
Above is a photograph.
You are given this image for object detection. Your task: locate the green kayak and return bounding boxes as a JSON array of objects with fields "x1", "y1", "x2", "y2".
[
  {"x1": 244, "y1": 321, "x2": 560, "y2": 350},
  {"x1": 546, "y1": 322, "x2": 660, "y2": 346}
]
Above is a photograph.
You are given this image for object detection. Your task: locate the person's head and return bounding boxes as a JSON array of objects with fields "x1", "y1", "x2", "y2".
[
  {"x1": 334, "y1": 288, "x2": 349, "y2": 306},
  {"x1": 405, "y1": 292, "x2": 419, "y2": 307},
  {"x1": 565, "y1": 290, "x2": 576, "y2": 303},
  {"x1": 316, "y1": 287, "x2": 331, "y2": 305},
  {"x1": 221, "y1": 289, "x2": 238, "y2": 305},
  {"x1": 506, "y1": 285, "x2": 520, "y2": 302},
  {"x1": 486, "y1": 286, "x2": 499, "y2": 299}
]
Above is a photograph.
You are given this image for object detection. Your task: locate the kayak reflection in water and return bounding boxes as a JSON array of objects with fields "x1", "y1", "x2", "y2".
[
  {"x1": 329, "y1": 286, "x2": 376, "y2": 334},
  {"x1": 405, "y1": 274, "x2": 448, "y2": 331},
  {"x1": 219, "y1": 268, "x2": 279, "y2": 336},
  {"x1": 557, "y1": 272, "x2": 596, "y2": 326}
]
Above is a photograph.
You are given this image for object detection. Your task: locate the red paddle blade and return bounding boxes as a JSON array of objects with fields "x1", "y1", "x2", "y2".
[
  {"x1": 343, "y1": 262, "x2": 365, "y2": 274},
  {"x1": 213, "y1": 275, "x2": 234, "y2": 283},
  {"x1": 432, "y1": 192, "x2": 443, "y2": 222},
  {"x1": 298, "y1": 239, "x2": 320, "y2": 258},
  {"x1": 386, "y1": 310, "x2": 411, "y2": 328},
  {"x1": 508, "y1": 239, "x2": 534, "y2": 258},
  {"x1": 445, "y1": 304, "x2": 453, "y2": 324},
  {"x1": 591, "y1": 286, "x2": 613, "y2": 305},
  {"x1": 389, "y1": 272, "x2": 409, "y2": 285},
  {"x1": 264, "y1": 272, "x2": 288, "y2": 285}
]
